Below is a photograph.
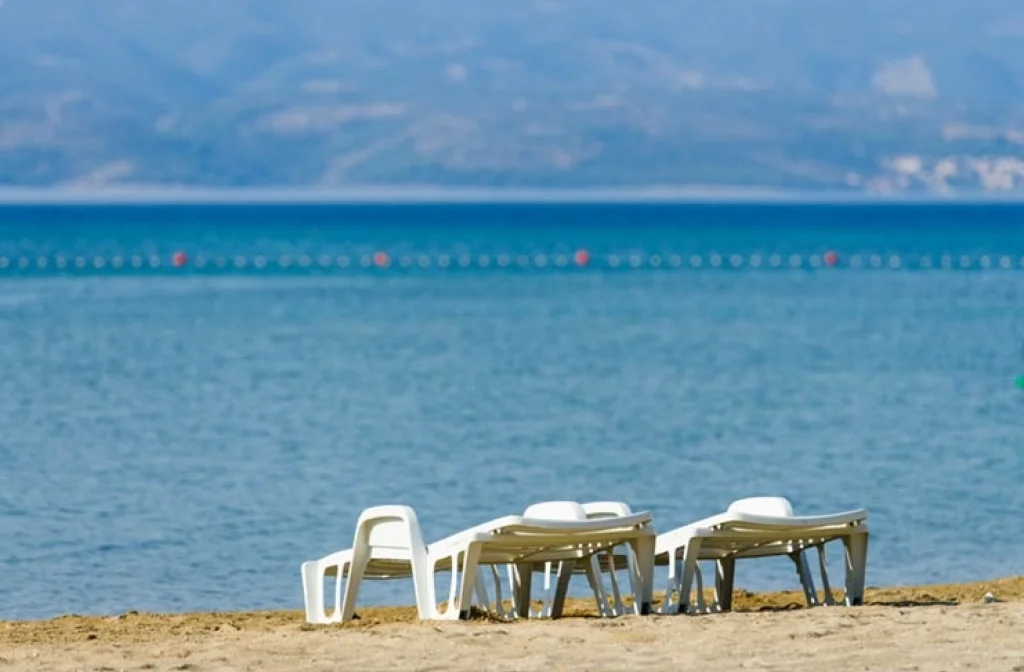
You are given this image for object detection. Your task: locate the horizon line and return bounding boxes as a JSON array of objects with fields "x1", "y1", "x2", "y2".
[{"x1": 2, "y1": 185, "x2": 1024, "y2": 205}]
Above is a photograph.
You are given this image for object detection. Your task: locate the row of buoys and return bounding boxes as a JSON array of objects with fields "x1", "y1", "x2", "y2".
[
  {"x1": 343, "y1": 249, "x2": 592, "y2": 270},
  {"x1": 5, "y1": 250, "x2": 1024, "y2": 271}
]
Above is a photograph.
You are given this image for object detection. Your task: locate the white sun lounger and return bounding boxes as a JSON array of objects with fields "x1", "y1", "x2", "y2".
[
  {"x1": 300, "y1": 501, "x2": 656, "y2": 623},
  {"x1": 544, "y1": 497, "x2": 868, "y2": 616},
  {"x1": 497, "y1": 501, "x2": 657, "y2": 618},
  {"x1": 655, "y1": 496, "x2": 869, "y2": 614}
]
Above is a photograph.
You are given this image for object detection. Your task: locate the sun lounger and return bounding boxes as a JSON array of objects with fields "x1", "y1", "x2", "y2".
[
  {"x1": 493, "y1": 501, "x2": 646, "y2": 618},
  {"x1": 546, "y1": 497, "x2": 868, "y2": 616},
  {"x1": 655, "y1": 496, "x2": 869, "y2": 614},
  {"x1": 300, "y1": 501, "x2": 656, "y2": 623}
]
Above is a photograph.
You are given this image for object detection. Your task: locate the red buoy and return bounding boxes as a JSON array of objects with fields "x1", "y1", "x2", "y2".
[
  {"x1": 574, "y1": 249, "x2": 591, "y2": 267},
  {"x1": 171, "y1": 251, "x2": 188, "y2": 268},
  {"x1": 373, "y1": 251, "x2": 391, "y2": 268},
  {"x1": 823, "y1": 250, "x2": 838, "y2": 267}
]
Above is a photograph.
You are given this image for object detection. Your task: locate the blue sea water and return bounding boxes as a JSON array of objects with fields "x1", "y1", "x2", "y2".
[{"x1": 1, "y1": 202, "x2": 1023, "y2": 620}]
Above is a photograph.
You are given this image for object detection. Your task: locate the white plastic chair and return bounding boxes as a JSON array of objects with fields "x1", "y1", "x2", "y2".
[{"x1": 300, "y1": 501, "x2": 657, "y2": 623}]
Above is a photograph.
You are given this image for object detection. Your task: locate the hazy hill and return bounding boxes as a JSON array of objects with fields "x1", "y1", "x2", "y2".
[{"x1": 2, "y1": 0, "x2": 1024, "y2": 193}]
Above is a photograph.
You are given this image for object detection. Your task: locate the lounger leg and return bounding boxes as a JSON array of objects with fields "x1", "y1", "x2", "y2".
[
  {"x1": 623, "y1": 544, "x2": 639, "y2": 609},
  {"x1": 487, "y1": 564, "x2": 515, "y2": 620},
  {"x1": 790, "y1": 550, "x2": 820, "y2": 607},
  {"x1": 843, "y1": 532, "x2": 869, "y2": 606},
  {"x1": 597, "y1": 550, "x2": 626, "y2": 616},
  {"x1": 300, "y1": 562, "x2": 327, "y2": 624},
  {"x1": 454, "y1": 544, "x2": 483, "y2": 619},
  {"x1": 658, "y1": 539, "x2": 701, "y2": 615},
  {"x1": 504, "y1": 564, "x2": 520, "y2": 617},
  {"x1": 715, "y1": 558, "x2": 736, "y2": 612},
  {"x1": 513, "y1": 562, "x2": 533, "y2": 619},
  {"x1": 536, "y1": 563, "x2": 554, "y2": 618},
  {"x1": 487, "y1": 565, "x2": 515, "y2": 619},
  {"x1": 538, "y1": 561, "x2": 565, "y2": 618},
  {"x1": 506, "y1": 564, "x2": 517, "y2": 595},
  {"x1": 660, "y1": 551, "x2": 688, "y2": 615},
  {"x1": 584, "y1": 557, "x2": 611, "y2": 617},
  {"x1": 694, "y1": 563, "x2": 707, "y2": 613},
  {"x1": 659, "y1": 556, "x2": 680, "y2": 615},
  {"x1": 432, "y1": 545, "x2": 484, "y2": 620},
  {"x1": 630, "y1": 534, "x2": 656, "y2": 615},
  {"x1": 339, "y1": 543, "x2": 370, "y2": 622},
  {"x1": 301, "y1": 557, "x2": 351, "y2": 624},
  {"x1": 548, "y1": 560, "x2": 576, "y2": 618},
  {"x1": 474, "y1": 573, "x2": 491, "y2": 611},
  {"x1": 816, "y1": 545, "x2": 836, "y2": 606}
]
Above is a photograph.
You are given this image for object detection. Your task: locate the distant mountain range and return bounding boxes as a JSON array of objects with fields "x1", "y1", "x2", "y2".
[{"x1": 2, "y1": 0, "x2": 1024, "y2": 193}]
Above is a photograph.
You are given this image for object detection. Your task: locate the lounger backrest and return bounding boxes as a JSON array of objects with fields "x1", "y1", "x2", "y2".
[
  {"x1": 523, "y1": 500, "x2": 587, "y2": 520},
  {"x1": 353, "y1": 505, "x2": 428, "y2": 556},
  {"x1": 582, "y1": 501, "x2": 634, "y2": 519},
  {"x1": 727, "y1": 496, "x2": 795, "y2": 517}
]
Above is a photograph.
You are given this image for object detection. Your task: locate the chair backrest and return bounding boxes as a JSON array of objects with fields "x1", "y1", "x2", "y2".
[
  {"x1": 523, "y1": 500, "x2": 587, "y2": 521},
  {"x1": 581, "y1": 501, "x2": 634, "y2": 519},
  {"x1": 727, "y1": 496, "x2": 795, "y2": 517}
]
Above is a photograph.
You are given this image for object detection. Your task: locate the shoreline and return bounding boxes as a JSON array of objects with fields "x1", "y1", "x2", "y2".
[
  {"x1": 2, "y1": 576, "x2": 1020, "y2": 640},
  {"x1": 2, "y1": 577, "x2": 1021, "y2": 672}
]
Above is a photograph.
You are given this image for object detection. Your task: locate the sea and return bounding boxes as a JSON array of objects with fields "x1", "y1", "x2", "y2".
[{"x1": 1, "y1": 201, "x2": 1023, "y2": 620}]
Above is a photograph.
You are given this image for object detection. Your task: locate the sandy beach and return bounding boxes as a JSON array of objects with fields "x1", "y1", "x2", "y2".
[{"x1": 2, "y1": 577, "x2": 1022, "y2": 672}]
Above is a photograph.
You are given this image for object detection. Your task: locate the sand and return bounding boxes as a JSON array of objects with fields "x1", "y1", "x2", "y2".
[{"x1": 2, "y1": 577, "x2": 1022, "y2": 671}]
